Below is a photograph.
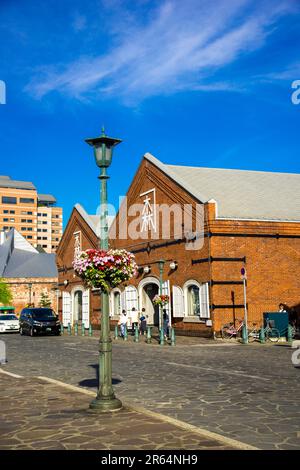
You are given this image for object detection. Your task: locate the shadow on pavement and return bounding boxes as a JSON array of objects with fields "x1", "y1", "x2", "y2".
[{"x1": 78, "y1": 363, "x2": 122, "y2": 388}]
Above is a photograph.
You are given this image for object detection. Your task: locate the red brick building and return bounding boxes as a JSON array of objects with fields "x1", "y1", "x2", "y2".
[
  {"x1": 57, "y1": 153, "x2": 300, "y2": 336},
  {"x1": 0, "y1": 228, "x2": 58, "y2": 313}
]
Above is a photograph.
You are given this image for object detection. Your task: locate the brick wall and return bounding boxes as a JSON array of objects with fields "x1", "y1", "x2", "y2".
[
  {"x1": 5, "y1": 277, "x2": 58, "y2": 313},
  {"x1": 56, "y1": 157, "x2": 300, "y2": 336}
]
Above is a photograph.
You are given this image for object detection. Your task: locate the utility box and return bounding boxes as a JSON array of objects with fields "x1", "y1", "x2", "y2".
[{"x1": 263, "y1": 312, "x2": 289, "y2": 337}]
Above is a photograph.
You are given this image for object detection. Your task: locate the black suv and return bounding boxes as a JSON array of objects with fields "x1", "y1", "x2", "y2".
[{"x1": 19, "y1": 308, "x2": 61, "y2": 336}]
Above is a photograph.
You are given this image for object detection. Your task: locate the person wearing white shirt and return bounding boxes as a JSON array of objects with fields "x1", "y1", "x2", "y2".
[
  {"x1": 118, "y1": 310, "x2": 128, "y2": 338},
  {"x1": 130, "y1": 307, "x2": 139, "y2": 336}
]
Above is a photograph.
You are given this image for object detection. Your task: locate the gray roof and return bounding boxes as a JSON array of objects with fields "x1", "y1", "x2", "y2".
[
  {"x1": 38, "y1": 194, "x2": 56, "y2": 204},
  {"x1": 0, "y1": 175, "x2": 36, "y2": 191},
  {"x1": 144, "y1": 153, "x2": 300, "y2": 222},
  {"x1": 0, "y1": 229, "x2": 57, "y2": 278},
  {"x1": 3, "y1": 250, "x2": 57, "y2": 278}
]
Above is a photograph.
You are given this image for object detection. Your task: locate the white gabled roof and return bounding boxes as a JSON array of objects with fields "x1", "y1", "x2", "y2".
[
  {"x1": 144, "y1": 153, "x2": 300, "y2": 222},
  {"x1": 74, "y1": 204, "x2": 114, "y2": 236},
  {"x1": 13, "y1": 230, "x2": 38, "y2": 253}
]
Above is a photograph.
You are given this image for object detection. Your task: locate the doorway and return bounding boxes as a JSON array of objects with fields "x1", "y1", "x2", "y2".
[
  {"x1": 73, "y1": 290, "x2": 83, "y2": 324},
  {"x1": 142, "y1": 283, "x2": 159, "y2": 326}
]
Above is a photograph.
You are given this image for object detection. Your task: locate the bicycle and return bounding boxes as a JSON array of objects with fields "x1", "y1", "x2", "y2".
[
  {"x1": 221, "y1": 319, "x2": 280, "y2": 342},
  {"x1": 221, "y1": 319, "x2": 244, "y2": 339},
  {"x1": 247, "y1": 319, "x2": 280, "y2": 343},
  {"x1": 246, "y1": 323, "x2": 260, "y2": 343}
]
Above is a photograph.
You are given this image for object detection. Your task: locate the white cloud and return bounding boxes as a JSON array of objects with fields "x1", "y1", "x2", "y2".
[
  {"x1": 26, "y1": 0, "x2": 296, "y2": 103},
  {"x1": 258, "y1": 63, "x2": 300, "y2": 82}
]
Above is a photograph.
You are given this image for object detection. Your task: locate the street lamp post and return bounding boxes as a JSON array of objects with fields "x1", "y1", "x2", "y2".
[
  {"x1": 158, "y1": 259, "x2": 165, "y2": 345},
  {"x1": 28, "y1": 283, "x2": 32, "y2": 306},
  {"x1": 85, "y1": 127, "x2": 122, "y2": 412}
]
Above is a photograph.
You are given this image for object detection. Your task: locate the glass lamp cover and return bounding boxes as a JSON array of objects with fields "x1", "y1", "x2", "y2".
[
  {"x1": 94, "y1": 143, "x2": 112, "y2": 168},
  {"x1": 105, "y1": 146, "x2": 112, "y2": 165}
]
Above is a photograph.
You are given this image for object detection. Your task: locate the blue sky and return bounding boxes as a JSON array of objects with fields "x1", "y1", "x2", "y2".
[{"x1": 0, "y1": 0, "x2": 300, "y2": 224}]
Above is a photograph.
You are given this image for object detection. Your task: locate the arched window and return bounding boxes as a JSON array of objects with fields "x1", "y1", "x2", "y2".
[
  {"x1": 110, "y1": 289, "x2": 121, "y2": 317},
  {"x1": 183, "y1": 280, "x2": 210, "y2": 319},
  {"x1": 71, "y1": 286, "x2": 90, "y2": 327},
  {"x1": 74, "y1": 290, "x2": 83, "y2": 323},
  {"x1": 187, "y1": 285, "x2": 200, "y2": 316},
  {"x1": 113, "y1": 290, "x2": 121, "y2": 316}
]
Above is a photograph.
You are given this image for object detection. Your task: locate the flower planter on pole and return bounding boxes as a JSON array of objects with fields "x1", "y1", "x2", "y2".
[{"x1": 76, "y1": 128, "x2": 137, "y2": 413}]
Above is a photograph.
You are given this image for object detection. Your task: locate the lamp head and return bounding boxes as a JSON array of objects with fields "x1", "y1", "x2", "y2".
[{"x1": 85, "y1": 127, "x2": 122, "y2": 168}]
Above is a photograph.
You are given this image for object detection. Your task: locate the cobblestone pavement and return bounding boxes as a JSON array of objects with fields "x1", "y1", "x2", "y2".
[
  {"x1": 0, "y1": 373, "x2": 235, "y2": 450},
  {"x1": 1, "y1": 333, "x2": 300, "y2": 450}
]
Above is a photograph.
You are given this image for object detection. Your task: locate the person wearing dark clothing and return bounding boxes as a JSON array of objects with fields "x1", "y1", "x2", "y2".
[
  {"x1": 163, "y1": 310, "x2": 169, "y2": 339},
  {"x1": 139, "y1": 308, "x2": 147, "y2": 335}
]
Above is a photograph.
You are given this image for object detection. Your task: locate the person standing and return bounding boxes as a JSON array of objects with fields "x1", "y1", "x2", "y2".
[
  {"x1": 163, "y1": 310, "x2": 169, "y2": 339},
  {"x1": 278, "y1": 303, "x2": 287, "y2": 313},
  {"x1": 118, "y1": 309, "x2": 128, "y2": 339},
  {"x1": 139, "y1": 308, "x2": 147, "y2": 335},
  {"x1": 130, "y1": 307, "x2": 139, "y2": 336}
]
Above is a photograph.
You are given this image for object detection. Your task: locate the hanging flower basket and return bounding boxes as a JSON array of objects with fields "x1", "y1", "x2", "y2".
[
  {"x1": 152, "y1": 294, "x2": 169, "y2": 306},
  {"x1": 73, "y1": 248, "x2": 138, "y2": 292}
]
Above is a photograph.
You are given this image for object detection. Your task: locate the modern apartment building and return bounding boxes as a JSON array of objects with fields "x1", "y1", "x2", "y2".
[{"x1": 0, "y1": 175, "x2": 63, "y2": 253}]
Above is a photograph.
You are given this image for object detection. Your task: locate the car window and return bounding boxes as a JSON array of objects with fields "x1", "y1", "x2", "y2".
[
  {"x1": 0, "y1": 315, "x2": 18, "y2": 320},
  {"x1": 31, "y1": 309, "x2": 56, "y2": 319}
]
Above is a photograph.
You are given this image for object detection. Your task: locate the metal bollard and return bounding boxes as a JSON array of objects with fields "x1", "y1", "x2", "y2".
[
  {"x1": 124, "y1": 325, "x2": 128, "y2": 341},
  {"x1": 60, "y1": 323, "x2": 64, "y2": 335},
  {"x1": 146, "y1": 326, "x2": 152, "y2": 344},
  {"x1": 134, "y1": 325, "x2": 139, "y2": 342},
  {"x1": 114, "y1": 325, "x2": 118, "y2": 340},
  {"x1": 171, "y1": 327, "x2": 176, "y2": 346},
  {"x1": 74, "y1": 322, "x2": 78, "y2": 336},
  {"x1": 88, "y1": 324, "x2": 93, "y2": 337},
  {"x1": 81, "y1": 323, "x2": 85, "y2": 336},
  {"x1": 259, "y1": 326, "x2": 265, "y2": 344},
  {"x1": 242, "y1": 325, "x2": 248, "y2": 344},
  {"x1": 67, "y1": 323, "x2": 71, "y2": 335},
  {"x1": 160, "y1": 328, "x2": 165, "y2": 346},
  {"x1": 287, "y1": 324, "x2": 293, "y2": 343}
]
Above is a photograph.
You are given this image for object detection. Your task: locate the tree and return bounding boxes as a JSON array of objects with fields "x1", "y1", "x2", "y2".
[
  {"x1": 39, "y1": 291, "x2": 52, "y2": 308},
  {"x1": 0, "y1": 279, "x2": 13, "y2": 306}
]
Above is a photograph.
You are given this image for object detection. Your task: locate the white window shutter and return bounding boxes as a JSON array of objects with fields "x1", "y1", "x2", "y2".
[
  {"x1": 172, "y1": 286, "x2": 184, "y2": 317},
  {"x1": 200, "y1": 283, "x2": 210, "y2": 318},
  {"x1": 121, "y1": 290, "x2": 126, "y2": 310},
  {"x1": 82, "y1": 290, "x2": 90, "y2": 328},
  {"x1": 62, "y1": 292, "x2": 71, "y2": 327},
  {"x1": 125, "y1": 286, "x2": 138, "y2": 322}
]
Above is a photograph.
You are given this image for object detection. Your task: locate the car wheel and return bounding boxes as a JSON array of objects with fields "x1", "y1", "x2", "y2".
[
  {"x1": 19, "y1": 327, "x2": 24, "y2": 336},
  {"x1": 30, "y1": 327, "x2": 34, "y2": 337}
]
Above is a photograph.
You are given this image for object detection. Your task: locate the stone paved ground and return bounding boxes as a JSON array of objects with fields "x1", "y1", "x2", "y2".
[
  {"x1": 1, "y1": 333, "x2": 300, "y2": 450},
  {"x1": 0, "y1": 373, "x2": 235, "y2": 450}
]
